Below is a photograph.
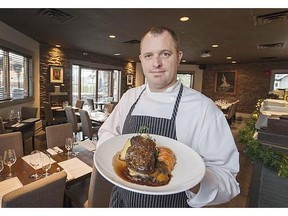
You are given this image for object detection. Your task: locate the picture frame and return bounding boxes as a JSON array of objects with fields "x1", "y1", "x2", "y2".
[
  {"x1": 49, "y1": 65, "x2": 64, "y2": 83},
  {"x1": 214, "y1": 70, "x2": 238, "y2": 94},
  {"x1": 127, "y1": 74, "x2": 133, "y2": 85}
]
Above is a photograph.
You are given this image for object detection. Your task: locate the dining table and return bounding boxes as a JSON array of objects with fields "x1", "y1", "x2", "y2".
[
  {"x1": 94, "y1": 101, "x2": 111, "y2": 110},
  {"x1": 214, "y1": 100, "x2": 233, "y2": 113},
  {"x1": 3, "y1": 117, "x2": 41, "y2": 150},
  {"x1": 0, "y1": 139, "x2": 96, "y2": 206},
  {"x1": 75, "y1": 110, "x2": 108, "y2": 125}
]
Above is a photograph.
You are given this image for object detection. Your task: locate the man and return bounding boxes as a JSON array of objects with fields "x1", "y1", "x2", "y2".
[{"x1": 97, "y1": 26, "x2": 240, "y2": 207}]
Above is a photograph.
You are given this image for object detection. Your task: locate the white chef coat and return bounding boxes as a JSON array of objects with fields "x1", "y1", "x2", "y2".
[{"x1": 98, "y1": 81, "x2": 240, "y2": 207}]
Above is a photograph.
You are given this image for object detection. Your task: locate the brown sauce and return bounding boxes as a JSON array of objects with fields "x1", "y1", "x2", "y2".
[{"x1": 112, "y1": 151, "x2": 171, "y2": 187}]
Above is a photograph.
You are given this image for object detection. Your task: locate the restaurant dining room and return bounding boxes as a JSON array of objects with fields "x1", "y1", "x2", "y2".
[{"x1": 1, "y1": 5, "x2": 288, "y2": 211}]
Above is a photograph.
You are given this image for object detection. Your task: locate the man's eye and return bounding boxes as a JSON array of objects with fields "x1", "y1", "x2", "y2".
[
  {"x1": 162, "y1": 52, "x2": 171, "y2": 58},
  {"x1": 144, "y1": 54, "x2": 152, "y2": 59}
]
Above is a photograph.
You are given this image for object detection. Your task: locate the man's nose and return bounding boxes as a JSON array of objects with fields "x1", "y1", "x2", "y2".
[{"x1": 152, "y1": 56, "x2": 162, "y2": 67}]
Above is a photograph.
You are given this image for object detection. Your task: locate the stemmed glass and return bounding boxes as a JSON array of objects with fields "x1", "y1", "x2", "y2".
[
  {"x1": 3, "y1": 149, "x2": 17, "y2": 179},
  {"x1": 41, "y1": 153, "x2": 51, "y2": 177},
  {"x1": 65, "y1": 138, "x2": 73, "y2": 156},
  {"x1": 16, "y1": 111, "x2": 22, "y2": 123},
  {"x1": 72, "y1": 133, "x2": 80, "y2": 156},
  {"x1": 9, "y1": 110, "x2": 15, "y2": 121},
  {"x1": 91, "y1": 134, "x2": 98, "y2": 152},
  {"x1": 29, "y1": 150, "x2": 42, "y2": 179},
  {"x1": 0, "y1": 156, "x2": 4, "y2": 179}
]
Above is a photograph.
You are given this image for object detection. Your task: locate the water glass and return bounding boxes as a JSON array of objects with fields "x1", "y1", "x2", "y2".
[
  {"x1": 17, "y1": 111, "x2": 22, "y2": 123},
  {"x1": 72, "y1": 134, "x2": 81, "y2": 156},
  {"x1": 65, "y1": 138, "x2": 73, "y2": 156},
  {"x1": 29, "y1": 150, "x2": 42, "y2": 179},
  {"x1": 41, "y1": 153, "x2": 52, "y2": 177},
  {"x1": 92, "y1": 134, "x2": 98, "y2": 151},
  {"x1": 3, "y1": 149, "x2": 17, "y2": 179},
  {"x1": 9, "y1": 110, "x2": 15, "y2": 121},
  {"x1": 0, "y1": 156, "x2": 4, "y2": 173}
]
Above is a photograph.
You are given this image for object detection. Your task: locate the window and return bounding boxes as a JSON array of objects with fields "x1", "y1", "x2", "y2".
[
  {"x1": 177, "y1": 73, "x2": 194, "y2": 88},
  {"x1": 72, "y1": 64, "x2": 121, "y2": 106},
  {"x1": 0, "y1": 47, "x2": 33, "y2": 101}
]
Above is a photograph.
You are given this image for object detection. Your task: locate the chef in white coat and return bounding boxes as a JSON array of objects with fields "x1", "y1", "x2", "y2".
[{"x1": 97, "y1": 26, "x2": 240, "y2": 207}]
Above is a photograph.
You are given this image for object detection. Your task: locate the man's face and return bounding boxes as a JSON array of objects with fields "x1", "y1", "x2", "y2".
[{"x1": 139, "y1": 31, "x2": 183, "y2": 92}]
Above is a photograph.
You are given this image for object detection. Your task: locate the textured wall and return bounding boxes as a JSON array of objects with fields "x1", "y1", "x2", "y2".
[
  {"x1": 39, "y1": 44, "x2": 135, "y2": 116},
  {"x1": 202, "y1": 61, "x2": 288, "y2": 113}
]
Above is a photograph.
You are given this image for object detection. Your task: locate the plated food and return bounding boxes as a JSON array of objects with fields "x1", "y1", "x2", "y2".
[
  {"x1": 94, "y1": 133, "x2": 205, "y2": 195},
  {"x1": 113, "y1": 134, "x2": 176, "y2": 186}
]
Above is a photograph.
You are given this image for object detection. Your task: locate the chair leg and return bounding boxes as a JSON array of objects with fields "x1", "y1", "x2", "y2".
[{"x1": 32, "y1": 135, "x2": 35, "y2": 150}]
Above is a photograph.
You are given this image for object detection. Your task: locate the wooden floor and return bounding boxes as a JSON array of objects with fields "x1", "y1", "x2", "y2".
[{"x1": 24, "y1": 116, "x2": 253, "y2": 208}]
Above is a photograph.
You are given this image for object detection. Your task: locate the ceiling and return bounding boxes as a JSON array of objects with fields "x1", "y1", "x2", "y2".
[{"x1": 1, "y1": 8, "x2": 288, "y2": 65}]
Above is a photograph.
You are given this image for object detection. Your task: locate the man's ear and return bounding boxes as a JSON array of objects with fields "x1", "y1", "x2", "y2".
[{"x1": 178, "y1": 51, "x2": 183, "y2": 64}]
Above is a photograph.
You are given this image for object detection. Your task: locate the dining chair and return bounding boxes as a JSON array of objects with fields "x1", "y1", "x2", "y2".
[
  {"x1": 21, "y1": 106, "x2": 38, "y2": 120},
  {"x1": 0, "y1": 117, "x2": 6, "y2": 134},
  {"x1": 103, "y1": 102, "x2": 118, "y2": 115},
  {"x1": 0, "y1": 131, "x2": 24, "y2": 157},
  {"x1": 43, "y1": 102, "x2": 67, "y2": 127},
  {"x1": 84, "y1": 165, "x2": 114, "y2": 207},
  {"x1": 64, "y1": 106, "x2": 82, "y2": 136},
  {"x1": 1, "y1": 170, "x2": 67, "y2": 207},
  {"x1": 45, "y1": 123, "x2": 74, "y2": 148},
  {"x1": 225, "y1": 100, "x2": 239, "y2": 125},
  {"x1": 86, "y1": 99, "x2": 95, "y2": 111},
  {"x1": 75, "y1": 100, "x2": 84, "y2": 109},
  {"x1": 20, "y1": 106, "x2": 38, "y2": 150},
  {"x1": 78, "y1": 109, "x2": 99, "y2": 140}
]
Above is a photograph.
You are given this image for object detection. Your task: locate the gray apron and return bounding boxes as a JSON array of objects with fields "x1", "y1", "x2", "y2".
[{"x1": 110, "y1": 84, "x2": 189, "y2": 208}]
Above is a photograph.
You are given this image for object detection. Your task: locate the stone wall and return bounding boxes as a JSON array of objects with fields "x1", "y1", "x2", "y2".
[
  {"x1": 39, "y1": 43, "x2": 135, "y2": 115},
  {"x1": 202, "y1": 61, "x2": 288, "y2": 113}
]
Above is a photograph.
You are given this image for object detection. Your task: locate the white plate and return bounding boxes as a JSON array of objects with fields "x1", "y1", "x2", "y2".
[{"x1": 94, "y1": 133, "x2": 205, "y2": 195}]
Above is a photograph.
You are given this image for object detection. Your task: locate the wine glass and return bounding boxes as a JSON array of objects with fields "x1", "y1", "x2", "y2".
[
  {"x1": 16, "y1": 111, "x2": 22, "y2": 123},
  {"x1": 0, "y1": 156, "x2": 4, "y2": 178},
  {"x1": 91, "y1": 134, "x2": 98, "y2": 151},
  {"x1": 9, "y1": 109, "x2": 15, "y2": 121},
  {"x1": 3, "y1": 149, "x2": 17, "y2": 179},
  {"x1": 41, "y1": 153, "x2": 51, "y2": 177},
  {"x1": 65, "y1": 137, "x2": 73, "y2": 156},
  {"x1": 72, "y1": 134, "x2": 80, "y2": 156},
  {"x1": 29, "y1": 150, "x2": 42, "y2": 179}
]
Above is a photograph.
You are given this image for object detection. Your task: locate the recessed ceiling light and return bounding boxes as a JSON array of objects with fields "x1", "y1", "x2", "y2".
[
  {"x1": 113, "y1": 53, "x2": 121, "y2": 56},
  {"x1": 212, "y1": 44, "x2": 219, "y2": 48},
  {"x1": 182, "y1": 59, "x2": 187, "y2": 62},
  {"x1": 180, "y1": 17, "x2": 189, "y2": 22},
  {"x1": 232, "y1": 61, "x2": 237, "y2": 64},
  {"x1": 109, "y1": 35, "x2": 116, "y2": 38},
  {"x1": 83, "y1": 52, "x2": 88, "y2": 56},
  {"x1": 226, "y1": 56, "x2": 232, "y2": 59},
  {"x1": 55, "y1": 44, "x2": 61, "y2": 48}
]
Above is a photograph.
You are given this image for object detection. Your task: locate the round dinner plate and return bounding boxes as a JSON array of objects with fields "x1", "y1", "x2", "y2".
[{"x1": 94, "y1": 133, "x2": 205, "y2": 195}]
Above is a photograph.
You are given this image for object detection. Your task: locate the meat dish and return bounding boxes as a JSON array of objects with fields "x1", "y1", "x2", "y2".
[{"x1": 113, "y1": 134, "x2": 176, "y2": 186}]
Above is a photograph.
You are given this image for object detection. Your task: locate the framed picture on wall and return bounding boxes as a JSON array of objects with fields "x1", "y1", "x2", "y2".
[
  {"x1": 127, "y1": 74, "x2": 133, "y2": 85},
  {"x1": 50, "y1": 65, "x2": 64, "y2": 83},
  {"x1": 214, "y1": 70, "x2": 238, "y2": 94}
]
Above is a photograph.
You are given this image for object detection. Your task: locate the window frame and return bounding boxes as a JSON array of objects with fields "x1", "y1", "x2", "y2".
[
  {"x1": 71, "y1": 62, "x2": 121, "y2": 106},
  {"x1": 0, "y1": 41, "x2": 34, "y2": 108}
]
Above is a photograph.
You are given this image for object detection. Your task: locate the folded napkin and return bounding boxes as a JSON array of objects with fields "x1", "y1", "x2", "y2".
[
  {"x1": 53, "y1": 146, "x2": 64, "y2": 153},
  {"x1": 22, "y1": 152, "x2": 56, "y2": 169},
  {"x1": 79, "y1": 139, "x2": 96, "y2": 151},
  {"x1": 58, "y1": 158, "x2": 92, "y2": 181},
  {"x1": 0, "y1": 177, "x2": 23, "y2": 207},
  {"x1": 11, "y1": 122, "x2": 25, "y2": 127},
  {"x1": 47, "y1": 148, "x2": 57, "y2": 155}
]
